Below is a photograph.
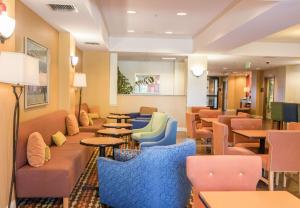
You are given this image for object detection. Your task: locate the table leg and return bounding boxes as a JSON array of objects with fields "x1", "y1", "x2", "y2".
[
  {"x1": 117, "y1": 118, "x2": 121, "y2": 123},
  {"x1": 259, "y1": 138, "x2": 265, "y2": 154},
  {"x1": 99, "y1": 146, "x2": 106, "y2": 157}
]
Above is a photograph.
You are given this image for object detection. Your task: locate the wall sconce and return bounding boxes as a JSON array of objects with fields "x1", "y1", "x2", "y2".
[
  {"x1": 191, "y1": 65, "x2": 206, "y2": 77},
  {"x1": 71, "y1": 56, "x2": 79, "y2": 67},
  {"x1": 0, "y1": 1, "x2": 16, "y2": 43}
]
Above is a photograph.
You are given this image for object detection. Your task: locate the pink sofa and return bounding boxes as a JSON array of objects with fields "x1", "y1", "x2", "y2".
[
  {"x1": 75, "y1": 103, "x2": 106, "y2": 132},
  {"x1": 16, "y1": 110, "x2": 95, "y2": 207}
]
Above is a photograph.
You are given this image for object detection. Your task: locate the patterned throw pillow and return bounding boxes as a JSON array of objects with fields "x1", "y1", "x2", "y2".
[
  {"x1": 80, "y1": 110, "x2": 89, "y2": 127},
  {"x1": 27, "y1": 132, "x2": 46, "y2": 167},
  {"x1": 114, "y1": 148, "x2": 141, "y2": 162},
  {"x1": 66, "y1": 114, "x2": 79, "y2": 136}
]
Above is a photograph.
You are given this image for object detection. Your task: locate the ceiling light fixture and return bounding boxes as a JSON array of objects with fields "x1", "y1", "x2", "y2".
[
  {"x1": 165, "y1": 31, "x2": 173, "y2": 34},
  {"x1": 177, "y1": 12, "x2": 187, "y2": 16},
  {"x1": 127, "y1": 10, "x2": 136, "y2": 14},
  {"x1": 127, "y1": 30, "x2": 135, "y2": 33},
  {"x1": 162, "y1": 57, "x2": 176, "y2": 60},
  {"x1": 0, "y1": 1, "x2": 16, "y2": 43}
]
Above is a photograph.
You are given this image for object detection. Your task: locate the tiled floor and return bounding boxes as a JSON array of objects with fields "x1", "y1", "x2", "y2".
[{"x1": 176, "y1": 119, "x2": 300, "y2": 198}]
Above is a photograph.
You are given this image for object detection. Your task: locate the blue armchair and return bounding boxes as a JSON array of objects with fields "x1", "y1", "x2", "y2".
[
  {"x1": 97, "y1": 139, "x2": 196, "y2": 208},
  {"x1": 140, "y1": 118, "x2": 177, "y2": 148}
]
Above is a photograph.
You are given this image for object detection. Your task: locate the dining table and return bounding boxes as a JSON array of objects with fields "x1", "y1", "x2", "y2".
[
  {"x1": 232, "y1": 129, "x2": 267, "y2": 154},
  {"x1": 199, "y1": 191, "x2": 300, "y2": 208}
]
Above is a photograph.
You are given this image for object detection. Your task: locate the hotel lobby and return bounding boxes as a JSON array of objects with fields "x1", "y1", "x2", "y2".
[{"x1": 1, "y1": 0, "x2": 300, "y2": 207}]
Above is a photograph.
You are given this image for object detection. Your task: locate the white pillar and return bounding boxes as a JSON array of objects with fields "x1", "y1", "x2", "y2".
[
  {"x1": 109, "y1": 53, "x2": 118, "y2": 106},
  {"x1": 186, "y1": 55, "x2": 207, "y2": 107}
]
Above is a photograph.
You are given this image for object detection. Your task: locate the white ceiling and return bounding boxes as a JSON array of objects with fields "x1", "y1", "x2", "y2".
[
  {"x1": 19, "y1": 0, "x2": 300, "y2": 73},
  {"x1": 97, "y1": 0, "x2": 234, "y2": 38}
]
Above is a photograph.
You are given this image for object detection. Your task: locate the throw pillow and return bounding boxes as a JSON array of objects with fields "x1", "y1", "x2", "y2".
[
  {"x1": 45, "y1": 145, "x2": 51, "y2": 162},
  {"x1": 114, "y1": 148, "x2": 141, "y2": 162},
  {"x1": 66, "y1": 114, "x2": 79, "y2": 136},
  {"x1": 27, "y1": 132, "x2": 46, "y2": 167},
  {"x1": 52, "y1": 131, "x2": 67, "y2": 146},
  {"x1": 80, "y1": 110, "x2": 89, "y2": 127},
  {"x1": 88, "y1": 116, "x2": 94, "y2": 126},
  {"x1": 88, "y1": 113, "x2": 100, "y2": 119}
]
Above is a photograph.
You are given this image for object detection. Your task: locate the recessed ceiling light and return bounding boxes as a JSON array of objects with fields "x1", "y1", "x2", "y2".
[
  {"x1": 177, "y1": 12, "x2": 187, "y2": 16},
  {"x1": 162, "y1": 57, "x2": 176, "y2": 60},
  {"x1": 165, "y1": 31, "x2": 173, "y2": 34},
  {"x1": 127, "y1": 10, "x2": 136, "y2": 14},
  {"x1": 127, "y1": 30, "x2": 135, "y2": 33}
]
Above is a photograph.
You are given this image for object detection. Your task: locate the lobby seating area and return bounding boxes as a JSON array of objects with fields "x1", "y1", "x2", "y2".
[{"x1": 2, "y1": 1, "x2": 300, "y2": 208}]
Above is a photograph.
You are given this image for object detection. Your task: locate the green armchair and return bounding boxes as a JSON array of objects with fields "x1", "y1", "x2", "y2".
[{"x1": 132, "y1": 112, "x2": 168, "y2": 143}]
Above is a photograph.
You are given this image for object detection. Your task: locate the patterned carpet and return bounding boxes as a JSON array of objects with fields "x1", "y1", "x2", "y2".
[{"x1": 17, "y1": 148, "x2": 107, "y2": 208}]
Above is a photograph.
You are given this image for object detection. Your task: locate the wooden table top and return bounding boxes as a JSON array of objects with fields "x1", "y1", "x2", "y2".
[
  {"x1": 80, "y1": 137, "x2": 125, "y2": 147},
  {"x1": 201, "y1": 118, "x2": 218, "y2": 123},
  {"x1": 97, "y1": 128, "x2": 132, "y2": 136},
  {"x1": 103, "y1": 123, "x2": 133, "y2": 128},
  {"x1": 107, "y1": 115, "x2": 131, "y2": 119},
  {"x1": 110, "y1": 112, "x2": 130, "y2": 116},
  {"x1": 199, "y1": 191, "x2": 300, "y2": 208},
  {"x1": 232, "y1": 130, "x2": 267, "y2": 138}
]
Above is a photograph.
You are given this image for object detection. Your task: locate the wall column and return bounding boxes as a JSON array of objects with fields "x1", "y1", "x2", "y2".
[
  {"x1": 186, "y1": 55, "x2": 207, "y2": 107},
  {"x1": 58, "y1": 32, "x2": 76, "y2": 113}
]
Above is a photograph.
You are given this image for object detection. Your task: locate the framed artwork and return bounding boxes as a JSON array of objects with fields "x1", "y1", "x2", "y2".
[
  {"x1": 134, "y1": 74, "x2": 160, "y2": 94},
  {"x1": 24, "y1": 37, "x2": 50, "y2": 109}
]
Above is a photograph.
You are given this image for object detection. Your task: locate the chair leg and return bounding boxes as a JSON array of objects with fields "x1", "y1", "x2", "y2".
[
  {"x1": 269, "y1": 171, "x2": 274, "y2": 191},
  {"x1": 63, "y1": 197, "x2": 69, "y2": 208},
  {"x1": 283, "y1": 172, "x2": 287, "y2": 188},
  {"x1": 275, "y1": 172, "x2": 280, "y2": 186}
]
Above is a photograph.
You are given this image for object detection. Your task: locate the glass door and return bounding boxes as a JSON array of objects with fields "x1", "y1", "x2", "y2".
[
  {"x1": 264, "y1": 77, "x2": 275, "y2": 119},
  {"x1": 207, "y1": 77, "x2": 219, "y2": 109}
]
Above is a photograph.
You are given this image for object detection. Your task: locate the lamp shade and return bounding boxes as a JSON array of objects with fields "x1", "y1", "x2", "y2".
[
  {"x1": 0, "y1": 52, "x2": 40, "y2": 85},
  {"x1": 0, "y1": 11, "x2": 15, "y2": 39},
  {"x1": 73, "y1": 73, "x2": 87, "y2": 87}
]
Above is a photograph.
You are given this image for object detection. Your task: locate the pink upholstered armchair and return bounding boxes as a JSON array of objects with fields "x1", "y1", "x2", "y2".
[
  {"x1": 231, "y1": 118, "x2": 262, "y2": 149},
  {"x1": 190, "y1": 106, "x2": 210, "y2": 113},
  {"x1": 218, "y1": 115, "x2": 239, "y2": 143},
  {"x1": 212, "y1": 121, "x2": 254, "y2": 155},
  {"x1": 261, "y1": 130, "x2": 300, "y2": 192},
  {"x1": 187, "y1": 155, "x2": 262, "y2": 208}
]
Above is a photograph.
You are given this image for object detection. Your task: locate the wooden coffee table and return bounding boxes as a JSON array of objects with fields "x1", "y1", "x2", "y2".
[
  {"x1": 107, "y1": 115, "x2": 131, "y2": 123},
  {"x1": 96, "y1": 128, "x2": 132, "y2": 138},
  {"x1": 80, "y1": 137, "x2": 125, "y2": 157},
  {"x1": 103, "y1": 122, "x2": 133, "y2": 129}
]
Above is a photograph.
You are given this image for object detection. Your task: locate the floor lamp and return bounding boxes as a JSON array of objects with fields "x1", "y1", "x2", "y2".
[
  {"x1": 73, "y1": 73, "x2": 87, "y2": 122},
  {"x1": 0, "y1": 52, "x2": 40, "y2": 208}
]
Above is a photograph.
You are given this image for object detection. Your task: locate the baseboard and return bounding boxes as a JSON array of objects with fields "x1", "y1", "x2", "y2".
[
  {"x1": 177, "y1": 127, "x2": 187, "y2": 132},
  {"x1": 6, "y1": 200, "x2": 16, "y2": 208}
]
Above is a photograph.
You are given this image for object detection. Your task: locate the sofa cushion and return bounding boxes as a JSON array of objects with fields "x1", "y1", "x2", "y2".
[
  {"x1": 79, "y1": 118, "x2": 106, "y2": 133},
  {"x1": 27, "y1": 132, "x2": 47, "y2": 168},
  {"x1": 66, "y1": 114, "x2": 80, "y2": 136},
  {"x1": 52, "y1": 131, "x2": 67, "y2": 146},
  {"x1": 16, "y1": 143, "x2": 93, "y2": 198},
  {"x1": 80, "y1": 110, "x2": 89, "y2": 127}
]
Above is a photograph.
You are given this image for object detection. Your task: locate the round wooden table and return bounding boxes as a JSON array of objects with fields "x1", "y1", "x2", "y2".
[
  {"x1": 80, "y1": 137, "x2": 125, "y2": 157},
  {"x1": 103, "y1": 122, "x2": 133, "y2": 129},
  {"x1": 110, "y1": 112, "x2": 130, "y2": 116},
  {"x1": 107, "y1": 115, "x2": 131, "y2": 123},
  {"x1": 97, "y1": 128, "x2": 132, "y2": 138}
]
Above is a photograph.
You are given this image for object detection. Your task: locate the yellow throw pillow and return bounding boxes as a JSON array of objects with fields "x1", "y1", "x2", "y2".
[
  {"x1": 27, "y1": 132, "x2": 46, "y2": 167},
  {"x1": 88, "y1": 113, "x2": 100, "y2": 119},
  {"x1": 88, "y1": 116, "x2": 94, "y2": 126},
  {"x1": 66, "y1": 114, "x2": 79, "y2": 136},
  {"x1": 80, "y1": 110, "x2": 89, "y2": 127},
  {"x1": 45, "y1": 145, "x2": 51, "y2": 162},
  {"x1": 52, "y1": 131, "x2": 66, "y2": 146}
]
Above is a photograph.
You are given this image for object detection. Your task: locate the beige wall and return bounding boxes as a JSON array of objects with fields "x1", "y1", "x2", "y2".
[
  {"x1": 227, "y1": 75, "x2": 246, "y2": 110},
  {"x1": 284, "y1": 65, "x2": 300, "y2": 102},
  {"x1": 263, "y1": 67, "x2": 286, "y2": 102},
  {"x1": 75, "y1": 47, "x2": 83, "y2": 73},
  {"x1": 15, "y1": 0, "x2": 59, "y2": 121}
]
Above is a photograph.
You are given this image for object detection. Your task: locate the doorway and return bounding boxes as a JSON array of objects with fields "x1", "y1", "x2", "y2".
[
  {"x1": 222, "y1": 80, "x2": 228, "y2": 111},
  {"x1": 263, "y1": 77, "x2": 275, "y2": 119},
  {"x1": 207, "y1": 77, "x2": 219, "y2": 109}
]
